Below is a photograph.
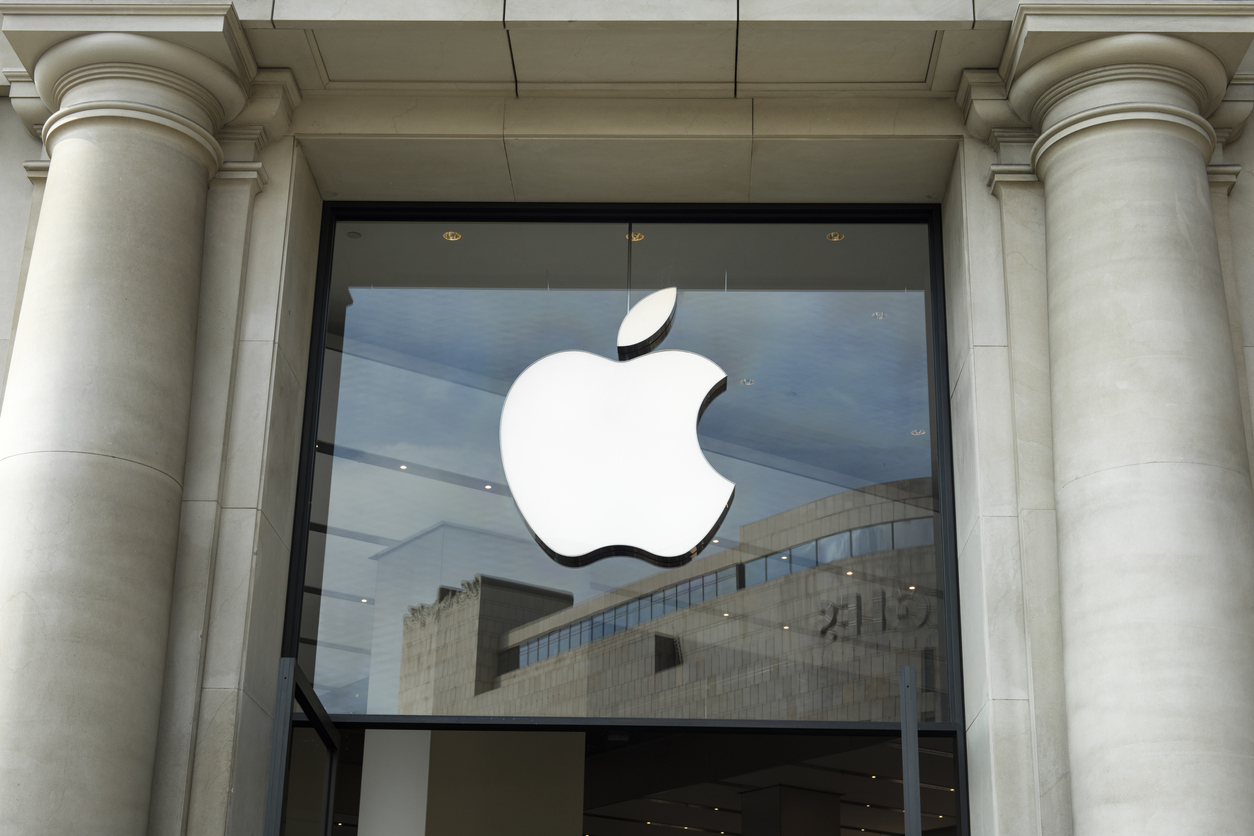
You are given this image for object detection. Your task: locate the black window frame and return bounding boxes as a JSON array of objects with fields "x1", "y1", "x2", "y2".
[{"x1": 268, "y1": 201, "x2": 969, "y2": 836}]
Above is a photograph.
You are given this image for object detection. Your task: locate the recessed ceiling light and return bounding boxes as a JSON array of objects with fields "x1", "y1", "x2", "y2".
[
  {"x1": 826, "y1": 232, "x2": 845, "y2": 241},
  {"x1": 783, "y1": 625, "x2": 789, "y2": 630},
  {"x1": 361, "y1": 598, "x2": 368, "y2": 603},
  {"x1": 739, "y1": 378, "x2": 755, "y2": 386},
  {"x1": 399, "y1": 465, "x2": 407, "y2": 470},
  {"x1": 871, "y1": 775, "x2": 876, "y2": 778},
  {"x1": 872, "y1": 311, "x2": 885, "y2": 319},
  {"x1": 443, "y1": 231, "x2": 462, "y2": 241},
  {"x1": 912, "y1": 429, "x2": 927, "y2": 436},
  {"x1": 846, "y1": 571, "x2": 853, "y2": 575},
  {"x1": 346, "y1": 232, "x2": 361, "y2": 239},
  {"x1": 712, "y1": 539, "x2": 719, "y2": 543},
  {"x1": 485, "y1": 485, "x2": 492, "y2": 489},
  {"x1": 723, "y1": 613, "x2": 729, "y2": 617},
  {"x1": 628, "y1": 232, "x2": 644, "y2": 242},
  {"x1": 781, "y1": 555, "x2": 787, "y2": 560}
]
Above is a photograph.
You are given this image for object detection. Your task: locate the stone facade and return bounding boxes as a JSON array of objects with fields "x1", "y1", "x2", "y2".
[{"x1": 3, "y1": 4, "x2": 1254, "y2": 836}]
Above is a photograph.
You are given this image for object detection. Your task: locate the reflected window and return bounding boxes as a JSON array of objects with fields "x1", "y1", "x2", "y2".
[{"x1": 298, "y1": 217, "x2": 952, "y2": 724}]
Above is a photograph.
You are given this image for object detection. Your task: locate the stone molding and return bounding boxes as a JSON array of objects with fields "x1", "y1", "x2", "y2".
[
  {"x1": 27, "y1": 33, "x2": 250, "y2": 174},
  {"x1": 21, "y1": 159, "x2": 49, "y2": 185},
  {"x1": 1008, "y1": 32, "x2": 1228, "y2": 123},
  {"x1": 963, "y1": 31, "x2": 1248, "y2": 173},
  {"x1": 219, "y1": 68, "x2": 302, "y2": 162},
  {"x1": 0, "y1": 2, "x2": 256, "y2": 86}
]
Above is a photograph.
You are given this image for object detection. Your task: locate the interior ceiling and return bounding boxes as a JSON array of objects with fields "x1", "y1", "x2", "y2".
[{"x1": 582, "y1": 732, "x2": 958, "y2": 836}]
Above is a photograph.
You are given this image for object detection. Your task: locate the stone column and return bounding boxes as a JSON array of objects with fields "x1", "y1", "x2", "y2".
[
  {"x1": 1008, "y1": 34, "x2": 1254, "y2": 834},
  {"x1": 0, "y1": 33, "x2": 243, "y2": 833}
]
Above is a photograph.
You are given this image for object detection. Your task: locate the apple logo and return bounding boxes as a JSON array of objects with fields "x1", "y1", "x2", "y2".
[{"x1": 500, "y1": 287, "x2": 735, "y2": 568}]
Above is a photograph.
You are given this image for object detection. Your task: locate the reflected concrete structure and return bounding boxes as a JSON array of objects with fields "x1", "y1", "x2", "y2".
[
  {"x1": 1, "y1": 4, "x2": 1254, "y2": 836},
  {"x1": 392, "y1": 480, "x2": 947, "y2": 724}
]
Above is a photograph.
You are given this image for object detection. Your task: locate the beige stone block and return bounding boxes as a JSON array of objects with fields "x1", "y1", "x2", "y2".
[
  {"x1": 970, "y1": 345, "x2": 1020, "y2": 518},
  {"x1": 753, "y1": 96, "x2": 963, "y2": 137},
  {"x1": 220, "y1": 340, "x2": 275, "y2": 510},
  {"x1": 748, "y1": 137, "x2": 957, "y2": 204},
  {"x1": 978, "y1": 515, "x2": 1029, "y2": 701},
  {"x1": 510, "y1": 25, "x2": 735, "y2": 87},
  {"x1": 956, "y1": 520, "x2": 988, "y2": 723},
  {"x1": 274, "y1": 146, "x2": 323, "y2": 388},
  {"x1": 310, "y1": 28, "x2": 514, "y2": 85},
  {"x1": 185, "y1": 688, "x2": 239, "y2": 836},
  {"x1": 200, "y1": 508, "x2": 259, "y2": 692},
  {"x1": 258, "y1": 351, "x2": 304, "y2": 549},
  {"x1": 226, "y1": 693, "x2": 274, "y2": 836},
  {"x1": 506, "y1": 137, "x2": 751, "y2": 202},
  {"x1": 736, "y1": 26, "x2": 939, "y2": 85},
  {"x1": 301, "y1": 136, "x2": 515, "y2": 202},
  {"x1": 274, "y1": 0, "x2": 504, "y2": 25},
  {"x1": 181, "y1": 176, "x2": 260, "y2": 503},
  {"x1": 238, "y1": 139, "x2": 295, "y2": 344},
  {"x1": 942, "y1": 145, "x2": 972, "y2": 394},
  {"x1": 962, "y1": 140, "x2": 1008, "y2": 348},
  {"x1": 149, "y1": 499, "x2": 221, "y2": 836},
  {"x1": 240, "y1": 516, "x2": 291, "y2": 713}
]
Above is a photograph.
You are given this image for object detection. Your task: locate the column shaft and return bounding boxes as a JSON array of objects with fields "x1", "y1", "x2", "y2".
[
  {"x1": 1025, "y1": 38, "x2": 1254, "y2": 834},
  {"x1": 0, "y1": 34, "x2": 240, "y2": 834}
]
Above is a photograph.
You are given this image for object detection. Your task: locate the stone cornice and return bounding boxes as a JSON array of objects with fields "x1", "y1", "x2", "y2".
[
  {"x1": 0, "y1": 3, "x2": 256, "y2": 88},
  {"x1": 1001, "y1": 3, "x2": 1254, "y2": 83},
  {"x1": 962, "y1": 5, "x2": 1254, "y2": 154}
]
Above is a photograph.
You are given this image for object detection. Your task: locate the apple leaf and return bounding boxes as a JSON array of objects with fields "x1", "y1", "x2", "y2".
[{"x1": 617, "y1": 287, "x2": 677, "y2": 360}]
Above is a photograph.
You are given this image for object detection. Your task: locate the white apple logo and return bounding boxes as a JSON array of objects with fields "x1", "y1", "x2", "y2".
[{"x1": 499, "y1": 287, "x2": 735, "y2": 568}]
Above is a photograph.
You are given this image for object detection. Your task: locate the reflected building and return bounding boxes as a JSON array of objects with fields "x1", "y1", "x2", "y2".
[{"x1": 396, "y1": 478, "x2": 947, "y2": 722}]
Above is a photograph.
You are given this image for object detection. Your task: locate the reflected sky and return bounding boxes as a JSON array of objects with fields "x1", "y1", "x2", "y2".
[{"x1": 307, "y1": 227, "x2": 936, "y2": 713}]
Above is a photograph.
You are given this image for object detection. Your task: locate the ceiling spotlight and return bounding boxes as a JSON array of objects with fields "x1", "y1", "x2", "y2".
[
  {"x1": 872, "y1": 311, "x2": 885, "y2": 319},
  {"x1": 712, "y1": 539, "x2": 719, "y2": 543},
  {"x1": 739, "y1": 378, "x2": 755, "y2": 386},
  {"x1": 908, "y1": 585, "x2": 916, "y2": 590},
  {"x1": 399, "y1": 465, "x2": 407, "y2": 470},
  {"x1": 361, "y1": 598, "x2": 368, "y2": 603},
  {"x1": 846, "y1": 571, "x2": 853, "y2": 575},
  {"x1": 346, "y1": 231, "x2": 361, "y2": 239},
  {"x1": 443, "y1": 231, "x2": 462, "y2": 241},
  {"x1": 783, "y1": 625, "x2": 790, "y2": 630},
  {"x1": 627, "y1": 232, "x2": 644, "y2": 242},
  {"x1": 912, "y1": 429, "x2": 928, "y2": 436},
  {"x1": 723, "y1": 613, "x2": 730, "y2": 617},
  {"x1": 485, "y1": 485, "x2": 492, "y2": 490},
  {"x1": 826, "y1": 232, "x2": 845, "y2": 241}
]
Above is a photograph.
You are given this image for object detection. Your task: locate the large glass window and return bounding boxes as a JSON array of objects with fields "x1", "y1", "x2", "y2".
[{"x1": 295, "y1": 210, "x2": 955, "y2": 726}]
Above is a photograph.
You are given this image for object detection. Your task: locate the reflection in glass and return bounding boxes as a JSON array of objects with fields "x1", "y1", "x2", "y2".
[{"x1": 301, "y1": 220, "x2": 949, "y2": 723}]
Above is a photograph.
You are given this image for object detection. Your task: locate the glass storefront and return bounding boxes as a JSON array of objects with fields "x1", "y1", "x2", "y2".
[
  {"x1": 298, "y1": 212, "x2": 952, "y2": 723},
  {"x1": 277, "y1": 205, "x2": 964, "y2": 836}
]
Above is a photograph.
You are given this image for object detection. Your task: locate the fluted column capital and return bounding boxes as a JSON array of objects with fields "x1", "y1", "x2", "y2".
[{"x1": 32, "y1": 32, "x2": 247, "y2": 175}]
